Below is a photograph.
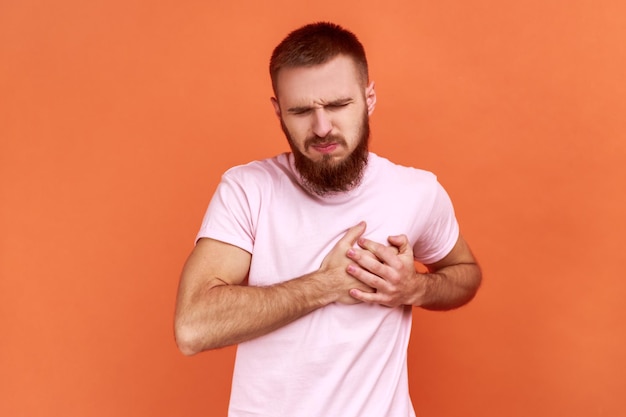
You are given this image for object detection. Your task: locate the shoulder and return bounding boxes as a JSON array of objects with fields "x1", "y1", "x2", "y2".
[
  {"x1": 368, "y1": 153, "x2": 439, "y2": 188},
  {"x1": 221, "y1": 153, "x2": 293, "y2": 187}
]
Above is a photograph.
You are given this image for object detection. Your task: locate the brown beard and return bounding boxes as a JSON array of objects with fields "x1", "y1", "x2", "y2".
[{"x1": 281, "y1": 112, "x2": 370, "y2": 196}]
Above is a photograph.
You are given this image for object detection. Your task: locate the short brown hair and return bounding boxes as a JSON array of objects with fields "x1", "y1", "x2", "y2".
[{"x1": 269, "y1": 22, "x2": 369, "y2": 95}]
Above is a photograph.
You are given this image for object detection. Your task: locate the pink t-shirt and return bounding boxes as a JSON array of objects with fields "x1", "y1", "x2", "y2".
[{"x1": 197, "y1": 152, "x2": 459, "y2": 417}]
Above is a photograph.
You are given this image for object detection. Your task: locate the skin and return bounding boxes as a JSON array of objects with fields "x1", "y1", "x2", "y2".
[
  {"x1": 174, "y1": 55, "x2": 482, "y2": 355},
  {"x1": 175, "y1": 222, "x2": 373, "y2": 354},
  {"x1": 271, "y1": 55, "x2": 376, "y2": 164},
  {"x1": 347, "y1": 233, "x2": 481, "y2": 309}
]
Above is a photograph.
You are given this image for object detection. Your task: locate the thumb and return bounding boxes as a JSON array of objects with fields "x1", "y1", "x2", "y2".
[
  {"x1": 341, "y1": 221, "x2": 367, "y2": 246},
  {"x1": 387, "y1": 234, "x2": 411, "y2": 254}
]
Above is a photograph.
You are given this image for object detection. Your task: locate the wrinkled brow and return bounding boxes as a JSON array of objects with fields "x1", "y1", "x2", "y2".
[{"x1": 286, "y1": 97, "x2": 354, "y2": 114}]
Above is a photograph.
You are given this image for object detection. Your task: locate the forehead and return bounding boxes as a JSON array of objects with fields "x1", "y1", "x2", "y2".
[{"x1": 275, "y1": 55, "x2": 364, "y2": 106}]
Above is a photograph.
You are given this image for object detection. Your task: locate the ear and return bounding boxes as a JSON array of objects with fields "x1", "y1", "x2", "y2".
[
  {"x1": 270, "y1": 97, "x2": 281, "y2": 119},
  {"x1": 365, "y1": 81, "x2": 377, "y2": 116}
]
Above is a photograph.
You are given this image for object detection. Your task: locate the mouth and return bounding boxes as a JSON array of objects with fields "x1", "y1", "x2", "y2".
[{"x1": 311, "y1": 142, "x2": 339, "y2": 154}]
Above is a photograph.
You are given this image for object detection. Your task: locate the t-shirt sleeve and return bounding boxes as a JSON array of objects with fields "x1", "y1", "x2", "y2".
[
  {"x1": 412, "y1": 180, "x2": 460, "y2": 265},
  {"x1": 195, "y1": 171, "x2": 256, "y2": 253}
]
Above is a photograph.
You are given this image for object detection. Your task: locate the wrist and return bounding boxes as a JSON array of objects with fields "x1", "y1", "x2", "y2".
[{"x1": 295, "y1": 270, "x2": 337, "y2": 307}]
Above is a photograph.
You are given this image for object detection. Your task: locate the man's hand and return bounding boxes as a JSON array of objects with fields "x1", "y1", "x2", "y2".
[
  {"x1": 345, "y1": 234, "x2": 421, "y2": 307},
  {"x1": 318, "y1": 222, "x2": 376, "y2": 305},
  {"x1": 346, "y1": 234, "x2": 482, "y2": 310}
]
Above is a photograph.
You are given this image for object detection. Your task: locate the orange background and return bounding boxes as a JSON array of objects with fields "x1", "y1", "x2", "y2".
[{"x1": 1, "y1": 0, "x2": 625, "y2": 416}]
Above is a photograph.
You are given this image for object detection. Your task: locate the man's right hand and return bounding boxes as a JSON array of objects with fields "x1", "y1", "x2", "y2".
[
  {"x1": 318, "y1": 221, "x2": 375, "y2": 304},
  {"x1": 175, "y1": 221, "x2": 378, "y2": 354}
]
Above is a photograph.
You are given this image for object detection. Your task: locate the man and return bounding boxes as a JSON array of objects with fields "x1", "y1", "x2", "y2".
[{"x1": 175, "y1": 22, "x2": 481, "y2": 417}]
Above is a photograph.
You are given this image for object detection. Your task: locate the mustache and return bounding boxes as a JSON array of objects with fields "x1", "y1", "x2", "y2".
[{"x1": 304, "y1": 134, "x2": 348, "y2": 150}]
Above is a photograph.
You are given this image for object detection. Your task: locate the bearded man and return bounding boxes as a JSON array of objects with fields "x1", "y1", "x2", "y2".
[{"x1": 174, "y1": 22, "x2": 482, "y2": 417}]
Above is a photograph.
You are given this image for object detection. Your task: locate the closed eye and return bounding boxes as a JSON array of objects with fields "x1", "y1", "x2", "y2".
[
  {"x1": 286, "y1": 99, "x2": 353, "y2": 115},
  {"x1": 287, "y1": 107, "x2": 313, "y2": 116},
  {"x1": 326, "y1": 102, "x2": 350, "y2": 110}
]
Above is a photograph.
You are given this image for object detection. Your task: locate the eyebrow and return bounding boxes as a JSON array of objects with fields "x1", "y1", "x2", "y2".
[{"x1": 286, "y1": 97, "x2": 354, "y2": 114}]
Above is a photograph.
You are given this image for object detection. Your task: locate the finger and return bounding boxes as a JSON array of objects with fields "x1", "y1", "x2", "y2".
[
  {"x1": 358, "y1": 237, "x2": 400, "y2": 266},
  {"x1": 347, "y1": 261, "x2": 390, "y2": 290},
  {"x1": 349, "y1": 288, "x2": 392, "y2": 307},
  {"x1": 347, "y1": 247, "x2": 382, "y2": 263},
  {"x1": 339, "y1": 221, "x2": 367, "y2": 247},
  {"x1": 387, "y1": 234, "x2": 413, "y2": 256}
]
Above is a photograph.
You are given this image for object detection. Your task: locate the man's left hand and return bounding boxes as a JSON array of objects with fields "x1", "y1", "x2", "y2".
[{"x1": 346, "y1": 234, "x2": 424, "y2": 307}]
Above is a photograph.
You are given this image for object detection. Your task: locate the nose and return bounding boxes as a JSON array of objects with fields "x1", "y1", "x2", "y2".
[{"x1": 311, "y1": 109, "x2": 332, "y2": 138}]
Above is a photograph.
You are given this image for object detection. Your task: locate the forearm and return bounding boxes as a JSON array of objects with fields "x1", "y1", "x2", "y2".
[
  {"x1": 175, "y1": 272, "x2": 332, "y2": 354},
  {"x1": 175, "y1": 222, "x2": 368, "y2": 355},
  {"x1": 416, "y1": 262, "x2": 482, "y2": 310}
]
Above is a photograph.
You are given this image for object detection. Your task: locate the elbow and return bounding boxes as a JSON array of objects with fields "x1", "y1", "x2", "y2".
[
  {"x1": 176, "y1": 339, "x2": 200, "y2": 357},
  {"x1": 461, "y1": 264, "x2": 483, "y2": 307},
  {"x1": 174, "y1": 322, "x2": 204, "y2": 356},
  {"x1": 458, "y1": 264, "x2": 482, "y2": 306}
]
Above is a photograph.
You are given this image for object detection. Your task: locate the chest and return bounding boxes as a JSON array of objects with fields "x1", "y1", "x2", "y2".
[{"x1": 247, "y1": 182, "x2": 426, "y2": 285}]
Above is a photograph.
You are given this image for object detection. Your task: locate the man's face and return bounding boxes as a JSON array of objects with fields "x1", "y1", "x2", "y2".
[{"x1": 271, "y1": 55, "x2": 377, "y2": 195}]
